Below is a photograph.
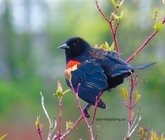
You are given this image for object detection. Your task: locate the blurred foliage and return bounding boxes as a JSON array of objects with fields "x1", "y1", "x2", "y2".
[{"x1": 0, "y1": 0, "x2": 165, "y2": 140}]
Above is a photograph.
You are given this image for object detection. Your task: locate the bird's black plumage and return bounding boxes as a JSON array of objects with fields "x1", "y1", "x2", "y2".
[{"x1": 58, "y1": 37, "x2": 155, "y2": 109}]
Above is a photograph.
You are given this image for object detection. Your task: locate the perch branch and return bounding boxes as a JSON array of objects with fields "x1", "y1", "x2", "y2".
[{"x1": 40, "y1": 92, "x2": 57, "y2": 140}]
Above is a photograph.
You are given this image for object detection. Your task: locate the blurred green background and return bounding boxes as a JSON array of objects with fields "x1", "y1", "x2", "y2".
[{"x1": 0, "y1": 0, "x2": 165, "y2": 139}]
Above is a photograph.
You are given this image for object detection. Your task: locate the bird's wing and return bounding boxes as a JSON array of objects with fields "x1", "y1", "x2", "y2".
[
  {"x1": 101, "y1": 55, "x2": 132, "y2": 77},
  {"x1": 103, "y1": 55, "x2": 156, "y2": 77},
  {"x1": 65, "y1": 60, "x2": 108, "y2": 109}
]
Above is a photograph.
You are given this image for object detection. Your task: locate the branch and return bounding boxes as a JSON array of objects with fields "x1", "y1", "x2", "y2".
[
  {"x1": 69, "y1": 82, "x2": 94, "y2": 140},
  {"x1": 126, "y1": 30, "x2": 158, "y2": 63},
  {"x1": 95, "y1": 125, "x2": 101, "y2": 140},
  {"x1": 126, "y1": 15, "x2": 165, "y2": 63},
  {"x1": 36, "y1": 115, "x2": 43, "y2": 140},
  {"x1": 91, "y1": 91, "x2": 104, "y2": 125},
  {"x1": 54, "y1": 115, "x2": 83, "y2": 140},
  {"x1": 95, "y1": 0, "x2": 110, "y2": 23},
  {"x1": 91, "y1": 96, "x2": 99, "y2": 125},
  {"x1": 40, "y1": 92, "x2": 57, "y2": 140},
  {"x1": 58, "y1": 97, "x2": 62, "y2": 138},
  {"x1": 124, "y1": 108, "x2": 141, "y2": 140},
  {"x1": 128, "y1": 75, "x2": 135, "y2": 130},
  {"x1": 162, "y1": 16, "x2": 165, "y2": 24},
  {"x1": 95, "y1": 0, "x2": 120, "y2": 57},
  {"x1": 109, "y1": 22, "x2": 120, "y2": 57}
]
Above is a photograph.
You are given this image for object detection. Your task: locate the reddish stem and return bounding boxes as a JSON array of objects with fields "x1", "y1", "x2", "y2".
[
  {"x1": 91, "y1": 91, "x2": 104, "y2": 125},
  {"x1": 115, "y1": 20, "x2": 121, "y2": 33},
  {"x1": 91, "y1": 95, "x2": 100, "y2": 125},
  {"x1": 58, "y1": 97, "x2": 62, "y2": 139},
  {"x1": 37, "y1": 127, "x2": 42, "y2": 140},
  {"x1": 126, "y1": 30, "x2": 158, "y2": 63},
  {"x1": 70, "y1": 82, "x2": 94, "y2": 140},
  {"x1": 109, "y1": 22, "x2": 120, "y2": 57},
  {"x1": 162, "y1": 16, "x2": 165, "y2": 24},
  {"x1": 128, "y1": 75, "x2": 135, "y2": 130},
  {"x1": 126, "y1": 16, "x2": 165, "y2": 63},
  {"x1": 95, "y1": 0, "x2": 110, "y2": 23},
  {"x1": 95, "y1": 0, "x2": 120, "y2": 57},
  {"x1": 54, "y1": 102, "x2": 93, "y2": 139},
  {"x1": 54, "y1": 115, "x2": 84, "y2": 140}
]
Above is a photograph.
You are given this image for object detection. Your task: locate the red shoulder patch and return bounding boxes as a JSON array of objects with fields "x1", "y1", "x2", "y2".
[
  {"x1": 64, "y1": 60, "x2": 81, "y2": 81},
  {"x1": 66, "y1": 60, "x2": 81, "y2": 69}
]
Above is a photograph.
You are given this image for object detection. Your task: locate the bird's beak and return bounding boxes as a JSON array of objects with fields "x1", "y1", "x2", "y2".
[{"x1": 58, "y1": 43, "x2": 70, "y2": 49}]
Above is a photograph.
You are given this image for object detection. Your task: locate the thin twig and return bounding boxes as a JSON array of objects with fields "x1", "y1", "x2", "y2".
[
  {"x1": 95, "y1": 0, "x2": 120, "y2": 57},
  {"x1": 91, "y1": 91, "x2": 104, "y2": 125},
  {"x1": 115, "y1": 20, "x2": 121, "y2": 33},
  {"x1": 95, "y1": 125, "x2": 100, "y2": 140},
  {"x1": 36, "y1": 116, "x2": 43, "y2": 140},
  {"x1": 131, "y1": 107, "x2": 141, "y2": 127},
  {"x1": 54, "y1": 115, "x2": 84, "y2": 140},
  {"x1": 91, "y1": 96, "x2": 99, "y2": 125},
  {"x1": 126, "y1": 30, "x2": 158, "y2": 63},
  {"x1": 126, "y1": 15, "x2": 165, "y2": 63},
  {"x1": 162, "y1": 16, "x2": 165, "y2": 24},
  {"x1": 37, "y1": 128, "x2": 42, "y2": 140},
  {"x1": 58, "y1": 97, "x2": 62, "y2": 139},
  {"x1": 109, "y1": 22, "x2": 120, "y2": 57},
  {"x1": 54, "y1": 104, "x2": 93, "y2": 140},
  {"x1": 95, "y1": 0, "x2": 110, "y2": 23},
  {"x1": 69, "y1": 82, "x2": 94, "y2": 140},
  {"x1": 40, "y1": 92, "x2": 51, "y2": 122},
  {"x1": 40, "y1": 92, "x2": 57, "y2": 140},
  {"x1": 125, "y1": 108, "x2": 142, "y2": 139},
  {"x1": 128, "y1": 75, "x2": 134, "y2": 130}
]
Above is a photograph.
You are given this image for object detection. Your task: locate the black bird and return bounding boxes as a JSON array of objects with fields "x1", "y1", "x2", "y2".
[{"x1": 58, "y1": 37, "x2": 155, "y2": 109}]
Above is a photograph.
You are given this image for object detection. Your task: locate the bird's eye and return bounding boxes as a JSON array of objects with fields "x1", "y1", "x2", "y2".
[{"x1": 73, "y1": 43, "x2": 76, "y2": 46}]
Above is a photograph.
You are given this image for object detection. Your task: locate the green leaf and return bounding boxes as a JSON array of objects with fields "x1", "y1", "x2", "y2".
[
  {"x1": 66, "y1": 120, "x2": 73, "y2": 130},
  {"x1": 121, "y1": 87, "x2": 128, "y2": 100},
  {"x1": 54, "y1": 81, "x2": 70, "y2": 98},
  {"x1": 62, "y1": 89, "x2": 70, "y2": 95},
  {"x1": 0, "y1": 134, "x2": 8, "y2": 140},
  {"x1": 57, "y1": 81, "x2": 63, "y2": 93},
  {"x1": 111, "y1": 0, "x2": 125, "y2": 9},
  {"x1": 109, "y1": 42, "x2": 115, "y2": 51},
  {"x1": 99, "y1": 41, "x2": 116, "y2": 51},
  {"x1": 111, "y1": 12, "x2": 118, "y2": 20},
  {"x1": 154, "y1": 22, "x2": 163, "y2": 31},
  {"x1": 134, "y1": 91, "x2": 141, "y2": 102},
  {"x1": 35, "y1": 116, "x2": 43, "y2": 130},
  {"x1": 118, "y1": 11, "x2": 124, "y2": 20},
  {"x1": 111, "y1": 11, "x2": 124, "y2": 21},
  {"x1": 111, "y1": 0, "x2": 116, "y2": 8},
  {"x1": 54, "y1": 81, "x2": 63, "y2": 98},
  {"x1": 118, "y1": 0, "x2": 125, "y2": 8}
]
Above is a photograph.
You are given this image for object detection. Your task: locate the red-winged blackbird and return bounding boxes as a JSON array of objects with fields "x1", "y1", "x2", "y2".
[{"x1": 58, "y1": 37, "x2": 155, "y2": 109}]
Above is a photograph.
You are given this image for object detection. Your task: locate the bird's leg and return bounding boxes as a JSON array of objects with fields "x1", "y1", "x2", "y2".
[
  {"x1": 91, "y1": 96, "x2": 100, "y2": 125},
  {"x1": 83, "y1": 104, "x2": 92, "y2": 118}
]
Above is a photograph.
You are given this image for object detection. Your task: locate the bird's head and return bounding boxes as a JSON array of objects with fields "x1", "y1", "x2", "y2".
[{"x1": 58, "y1": 37, "x2": 91, "y2": 58}]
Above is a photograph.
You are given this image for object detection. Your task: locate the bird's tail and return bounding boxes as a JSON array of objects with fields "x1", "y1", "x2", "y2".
[{"x1": 132, "y1": 62, "x2": 156, "y2": 70}]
